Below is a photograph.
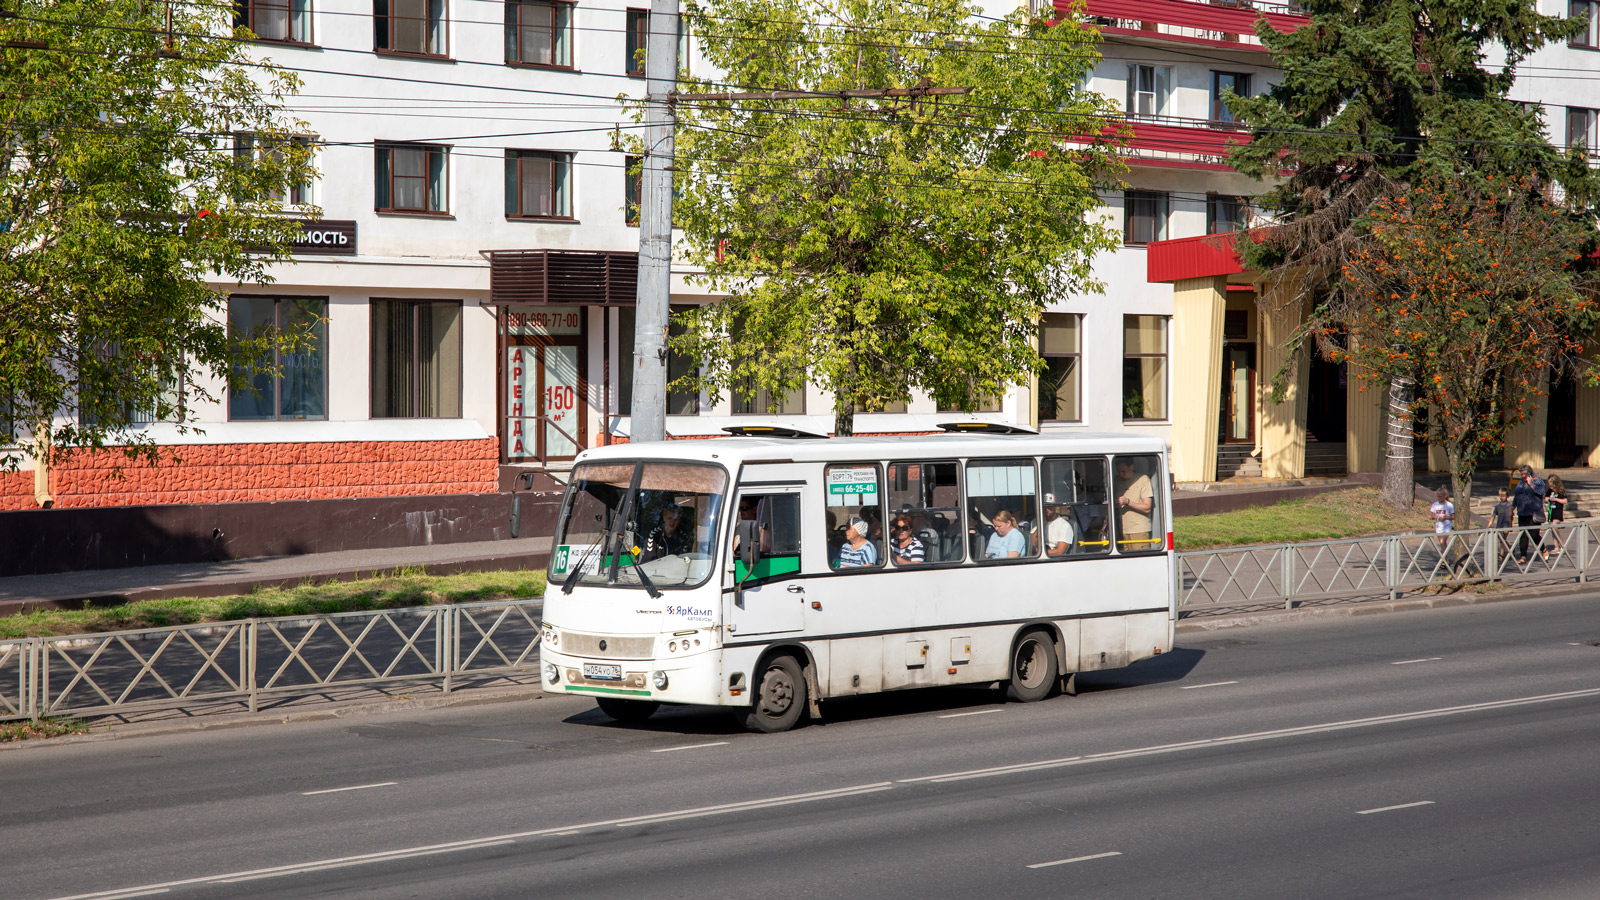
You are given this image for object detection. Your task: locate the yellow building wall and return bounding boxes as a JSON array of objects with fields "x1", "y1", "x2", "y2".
[
  {"x1": 1170, "y1": 276, "x2": 1226, "y2": 483},
  {"x1": 1257, "y1": 288, "x2": 1308, "y2": 479},
  {"x1": 1577, "y1": 375, "x2": 1600, "y2": 467},
  {"x1": 1346, "y1": 366, "x2": 1386, "y2": 474},
  {"x1": 1503, "y1": 369, "x2": 1549, "y2": 469}
]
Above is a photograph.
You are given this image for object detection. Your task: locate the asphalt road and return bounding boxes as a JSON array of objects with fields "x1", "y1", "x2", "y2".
[{"x1": 6, "y1": 592, "x2": 1600, "y2": 900}]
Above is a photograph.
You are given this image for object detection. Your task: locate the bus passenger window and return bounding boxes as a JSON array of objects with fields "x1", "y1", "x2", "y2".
[
  {"x1": 965, "y1": 459, "x2": 1039, "y2": 561},
  {"x1": 1112, "y1": 455, "x2": 1164, "y2": 553},
  {"x1": 886, "y1": 461, "x2": 963, "y2": 564},
  {"x1": 825, "y1": 464, "x2": 885, "y2": 569},
  {"x1": 1040, "y1": 457, "x2": 1111, "y2": 557},
  {"x1": 731, "y1": 492, "x2": 802, "y2": 582}
]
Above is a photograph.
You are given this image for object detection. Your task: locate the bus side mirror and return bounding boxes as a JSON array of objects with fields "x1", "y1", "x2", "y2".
[{"x1": 737, "y1": 520, "x2": 761, "y2": 576}]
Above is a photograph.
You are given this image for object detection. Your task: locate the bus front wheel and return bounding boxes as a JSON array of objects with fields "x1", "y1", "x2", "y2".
[
  {"x1": 596, "y1": 697, "x2": 660, "y2": 722},
  {"x1": 737, "y1": 654, "x2": 807, "y2": 733},
  {"x1": 1005, "y1": 629, "x2": 1058, "y2": 703}
]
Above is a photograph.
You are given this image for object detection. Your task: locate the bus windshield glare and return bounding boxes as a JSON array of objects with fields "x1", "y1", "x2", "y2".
[{"x1": 551, "y1": 461, "x2": 728, "y2": 589}]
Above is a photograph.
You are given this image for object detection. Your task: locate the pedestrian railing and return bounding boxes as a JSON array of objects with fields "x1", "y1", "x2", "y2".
[
  {"x1": 0, "y1": 599, "x2": 541, "y2": 723},
  {"x1": 1178, "y1": 520, "x2": 1594, "y2": 612}
]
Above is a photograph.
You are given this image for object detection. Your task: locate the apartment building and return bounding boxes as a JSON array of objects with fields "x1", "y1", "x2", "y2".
[{"x1": 5, "y1": 0, "x2": 1597, "y2": 510}]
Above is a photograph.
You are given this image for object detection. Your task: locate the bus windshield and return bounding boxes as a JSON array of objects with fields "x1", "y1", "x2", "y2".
[{"x1": 551, "y1": 461, "x2": 728, "y2": 589}]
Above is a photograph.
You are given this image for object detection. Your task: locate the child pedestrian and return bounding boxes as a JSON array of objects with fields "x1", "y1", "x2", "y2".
[
  {"x1": 1544, "y1": 474, "x2": 1568, "y2": 560},
  {"x1": 1492, "y1": 487, "x2": 1515, "y2": 567},
  {"x1": 1430, "y1": 487, "x2": 1455, "y2": 572}
]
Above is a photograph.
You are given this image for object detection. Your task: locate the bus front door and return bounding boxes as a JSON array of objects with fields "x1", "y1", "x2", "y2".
[{"x1": 726, "y1": 488, "x2": 806, "y2": 638}]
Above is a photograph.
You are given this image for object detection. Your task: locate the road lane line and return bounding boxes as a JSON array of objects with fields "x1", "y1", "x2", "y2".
[
  {"x1": 1028, "y1": 851, "x2": 1122, "y2": 869},
  {"x1": 939, "y1": 708, "x2": 1002, "y2": 718},
  {"x1": 302, "y1": 782, "x2": 398, "y2": 796},
  {"x1": 1179, "y1": 681, "x2": 1239, "y2": 690},
  {"x1": 1356, "y1": 801, "x2": 1434, "y2": 815},
  {"x1": 896, "y1": 686, "x2": 1600, "y2": 784},
  {"x1": 1391, "y1": 658, "x2": 1443, "y2": 665},
  {"x1": 652, "y1": 741, "x2": 730, "y2": 752},
  {"x1": 47, "y1": 782, "x2": 898, "y2": 900}
]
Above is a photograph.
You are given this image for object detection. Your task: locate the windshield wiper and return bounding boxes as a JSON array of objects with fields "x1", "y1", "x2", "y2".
[
  {"x1": 628, "y1": 556, "x2": 663, "y2": 599},
  {"x1": 560, "y1": 536, "x2": 606, "y2": 595}
]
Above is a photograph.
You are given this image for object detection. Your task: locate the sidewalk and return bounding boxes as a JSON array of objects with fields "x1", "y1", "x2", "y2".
[{"x1": 0, "y1": 536, "x2": 553, "y2": 616}]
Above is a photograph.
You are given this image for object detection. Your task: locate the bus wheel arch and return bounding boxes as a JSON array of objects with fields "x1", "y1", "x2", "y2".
[
  {"x1": 1005, "y1": 626, "x2": 1060, "y2": 703},
  {"x1": 737, "y1": 646, "x2": 811, "y2": 733}
]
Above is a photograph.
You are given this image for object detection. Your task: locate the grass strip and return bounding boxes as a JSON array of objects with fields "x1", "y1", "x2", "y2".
[
  {"x1": 1176, "y1": 487, "x2": 1436, "y2": 551},
  {"x1": 0, "y1": 717, "x2": 89, "y2": 743},
  {"x1": 0, "y1": 567, "x2": 548, "y2": 639}
]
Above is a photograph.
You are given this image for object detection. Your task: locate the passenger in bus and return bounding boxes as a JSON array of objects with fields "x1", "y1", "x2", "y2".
[
  {"x1": 983, "y1": 510, "x2": 1026, "y2": 559},
  {"x1": 1042, "y1": 494, "x2": 1074, "y2": 557},
  {"x1": 889, "y1": 514, "x2": 926, "y2": 565},
  {"x1": 1114, "y1": 460, "x2": 1155, "y2": 549},
  {"x1": 837, "y1": 517, "x2": 878, "y2": 568},
  {"x1": 732, "y1": 497, "x2": 771, "y2": 554},
  {"x1": 642, "y1": 503, "x2": 694, "y2": 561}
]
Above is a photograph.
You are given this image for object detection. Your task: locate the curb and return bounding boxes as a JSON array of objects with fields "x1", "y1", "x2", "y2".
[
  {"x1": 0, "y1": 683, "x2": 552, "y2": 752},
  {"x1": 1176, "y1": 580, "x2": 1593, "y2": 632}
]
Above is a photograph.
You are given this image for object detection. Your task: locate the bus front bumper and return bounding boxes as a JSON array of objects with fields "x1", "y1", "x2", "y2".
[{"x1": 539, "y1": 646, "x2": 727, "y2": 706}]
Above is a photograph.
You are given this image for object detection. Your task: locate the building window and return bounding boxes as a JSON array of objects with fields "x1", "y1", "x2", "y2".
[
  {"x1": 376, "y1": 143, "x2": 448, "y2": 214},
  {"x1": 863, "y1": 398, "x2": 909, "y2": 413},
  {"x1": 1571, "y1": 0, "x2": 1599, "y2": 48},
  {"x1": 78, "y1": 343, "x2": 186, "y2": 427},
  {"x1": 1210, "y1": 71, "x2": 1250, "y2": 123},
  {"x1": 228, "y1": 296, "x2": 327, "y2": 421},
  {"x1": 505, "y1": 0, "x2": 572, "y2": 67},
  {"x1": 1568, "y1": 107, "x2": 1598, "y2": 158},
  {"x1": 625, "y1": 154, "x2": 642, "y2": 224},
  {"x1": 1038, "y1": 313, "x2": 1081, "y2": 423},
  {"x1": 235, "y1": 0, "x2": 313, "y2": 44},
  {"x1": 624, "y1": 8, "x2": 689, "y2": 77},
  {"x1": 235, "y1": 132, "x2": 314, "y2": 206},
  {"x1": 505, "y1": 150, "x2": 572, "y2": 219},
  {"x1": 375, "y1": 0, "x2": 446, "y2": 56},
  {"x1": 626, "y1": 8, "x2": 648, "y2": 75},
  {"x1": 1124, "y1": 190, "x2": 1168, "y2": 245},
  {"x1": 618, "y1": 306, "x2": 699, "y2": 414},
  {"x1": 1125, "y1": 64, "x2": 1170, "y2": 119},
  {"x1": 937, "y1": 386, "x2": 1002, "y2": 414},
  {"x1": 1207, "y1": 194, "x2": 1250, "y2": 234},
  {"x1": 371, "y1": 300, "x2": 462, "y2": 418},
  {"x1": 1122, "y1": 315, "x2": 1168, "y2": 421},
  {"x1": 732, "y1": 379, "x2": 805, "y2": 415}
]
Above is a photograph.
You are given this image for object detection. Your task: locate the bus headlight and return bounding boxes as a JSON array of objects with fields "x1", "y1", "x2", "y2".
[
  {"x1": 544, "y1": 663, "x2": 559, "y2": 684},
  {"x1": 652, "y1": 670, "x2": 669, "y2": 690}
]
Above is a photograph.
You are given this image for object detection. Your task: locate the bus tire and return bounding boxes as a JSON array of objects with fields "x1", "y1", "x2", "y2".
[
  {"x1": 1005, "y1": 629, "x2": 1057, "y2": 703},
  {"x1": 736, "y1": 654, "x2": 807, "y2": 733},
  {"x1": 596, "y1": 697, "x2": 660, "y2": 722}
]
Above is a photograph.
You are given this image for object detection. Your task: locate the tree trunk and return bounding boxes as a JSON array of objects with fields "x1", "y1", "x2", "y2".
[
  {"x1": 834, "y1": 397, "x2": 855, "y2": 438},
  {"x1": 1446, "y1": 442, "x2": 1473, "y2": 532},
  {"x1": 1381, "y1": 375, "x2": 1415, "y2": 510}
]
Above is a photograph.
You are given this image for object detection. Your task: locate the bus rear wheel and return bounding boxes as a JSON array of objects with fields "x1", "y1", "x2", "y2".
[
  {"x1": 736, "y1": 654, "x2": 806, "y2": 733},
  {"x1": 1005, "y1": 629, "x2": 1058, "y2": 703},
  {"x1": 596, "y1": 697, "x2": 660, "y2": 722}
]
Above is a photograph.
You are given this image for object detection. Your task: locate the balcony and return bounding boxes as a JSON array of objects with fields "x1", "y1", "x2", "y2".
[
  {"x1": 1071, "y1": 0, "x2": 1308, "y2": 51},
  {"x1": 1113, "y1": 113, "x2": 1253, "y2": 171}
]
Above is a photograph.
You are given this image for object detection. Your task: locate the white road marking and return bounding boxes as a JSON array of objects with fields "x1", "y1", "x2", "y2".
[
  {"x1": 1392, "y1": 658, "x2": 1443, "y2": 665},
  {"x1": 47, "y1": 782, "x2": 896, "y2": 900},
  {"x1": 939, "y1": 708, "x2": 1003, "y2": 718},
  {"x1": 301, "y1": 782, "x2": 397, "y2": 796},
  {"x1": 475, "y1": 737, "x2": 523, "y2": 744},
  {"x1": 651, "y1": 741, "x2": 730, "y2": 753},
  {"x1": 1027, "y1": 851, "x2": 1122, "y2": 869},
  {"x1": 1179, "y1": 681, "x2": 1239, "y2": 690},
  {"x1": 897, "y1": 686, "x2": 1600, "y2": 784},
  {"x1": 1357, "y1": 800, "x2": 1435, "y2": 815}
]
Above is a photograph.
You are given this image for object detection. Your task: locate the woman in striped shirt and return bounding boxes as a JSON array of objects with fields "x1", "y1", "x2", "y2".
[
  {"x1": 837, "y1": 517, "x2": 878, "y2": 568},
  {"x1": 889, "y1": 514, "x2": 926, "y2": 565}
]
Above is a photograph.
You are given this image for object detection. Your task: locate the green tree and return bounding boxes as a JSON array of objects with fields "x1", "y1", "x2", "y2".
[
  {"x1": 0, "y1": 0, "x2": 316, "y2": 472},
  {"x1": 1226, "y1": 0, "x2": 1599, "y2": 507},
  {"x1": 1337, "y1": 178, "x2": 1596, "y2": 527},
  {"x1": 664, "y1": 0, "x2": 1122, "y2": 435}
]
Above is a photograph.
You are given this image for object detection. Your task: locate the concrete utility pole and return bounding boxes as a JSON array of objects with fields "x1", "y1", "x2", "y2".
[{"x1": 630, "y1": 0, "x2": 679, "y2": 444}]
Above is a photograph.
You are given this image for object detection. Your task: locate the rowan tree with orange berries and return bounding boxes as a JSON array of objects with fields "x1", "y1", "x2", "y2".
[{"x1": 1337, "y1": 177, "x2": 1598, "y2": 527}]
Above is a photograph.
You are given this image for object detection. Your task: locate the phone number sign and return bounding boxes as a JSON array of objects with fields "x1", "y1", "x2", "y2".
[
  {"x1": 506, "y1": 305, "x2": 583, "y2": 336},
  {"x1": 827, "y1": 467, "x2": 878, "y2": 496}
]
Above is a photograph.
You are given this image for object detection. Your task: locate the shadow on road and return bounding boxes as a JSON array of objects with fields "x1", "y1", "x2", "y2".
[{"x1": 563, "y1": 648, "x2": 1208, "y2": 733}]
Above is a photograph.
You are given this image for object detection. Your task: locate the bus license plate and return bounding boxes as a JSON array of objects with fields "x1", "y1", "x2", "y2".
[{"x1": 583, "y1": 663, "x2": 622, "y2": 681}]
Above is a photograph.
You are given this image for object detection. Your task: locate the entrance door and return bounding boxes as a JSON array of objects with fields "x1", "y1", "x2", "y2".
[
  {"x1": 725, "y1": 487, "x2": 806, "y2": 638},
  {"x1": 503, "y1": 306, "x2": 586, "y2": 463},
  {"x1": 1219, "y1": 343, "x2": 1256, "y2": 444}
]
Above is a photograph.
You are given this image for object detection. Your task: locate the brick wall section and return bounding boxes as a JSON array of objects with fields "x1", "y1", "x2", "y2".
[{"x1": 0, "y1": 438, "x2": 500, "y2": 510}]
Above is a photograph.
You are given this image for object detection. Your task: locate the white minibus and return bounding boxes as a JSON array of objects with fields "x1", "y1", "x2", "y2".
[{"x1": 539, "y1": 429, "x2": 1175, "y2": 732}]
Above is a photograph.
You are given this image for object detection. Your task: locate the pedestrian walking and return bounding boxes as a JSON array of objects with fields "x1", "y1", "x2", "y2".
[
  {"x1": 1430, "y1": 487, "x2": 1457, "y2": 574},
  {"x1": 1492, "y1": 487, "x2": 1515, "y2": 569},
  {"x1": 1544, "y1": 474, "x2": 1568, "y2": 559},
  {"x1": 1511, "y1": 465, "x2": 1547, "y2": 564}
]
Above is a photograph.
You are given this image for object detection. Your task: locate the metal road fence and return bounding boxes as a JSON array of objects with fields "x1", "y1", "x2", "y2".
[
  {"x1": 1179, "y1": 520, "x2": 1596, "y2": 612},
  {"x1": 0, "y1": 599, "x2": 541, "y2": 723}
]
